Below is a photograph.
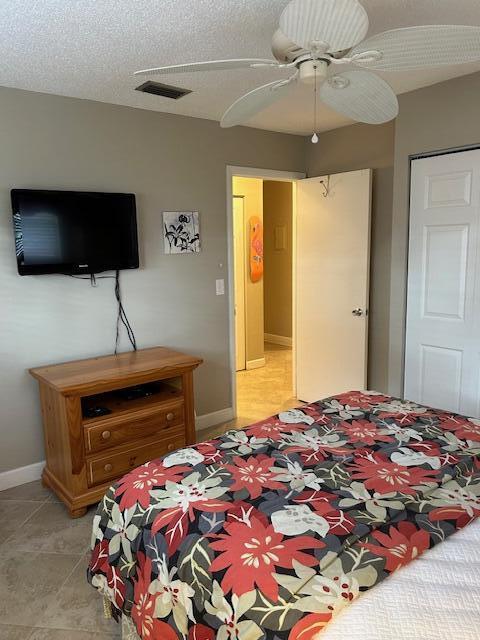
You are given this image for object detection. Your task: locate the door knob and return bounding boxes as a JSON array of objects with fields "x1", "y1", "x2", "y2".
[{"x1": 352, "y1": 308, "x2": 366, "y2": 317}]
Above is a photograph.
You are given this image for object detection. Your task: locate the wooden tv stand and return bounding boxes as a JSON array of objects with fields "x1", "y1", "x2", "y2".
[{"x1": 30, "y1": 347, "x2": 202, "y2": 517}]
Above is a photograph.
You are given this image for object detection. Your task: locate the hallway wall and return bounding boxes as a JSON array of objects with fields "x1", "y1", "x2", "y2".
[
  {"x1": 232, "y1": 176, "x2": 264, "y2": 367},
  {"x1": 263, "y1": 181, "x2": 293, "y2": 341}
]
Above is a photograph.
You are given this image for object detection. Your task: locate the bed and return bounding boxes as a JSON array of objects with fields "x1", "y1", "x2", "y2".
[{"x1": 88, "y1": 391, "x2": 480, "y2": 639}]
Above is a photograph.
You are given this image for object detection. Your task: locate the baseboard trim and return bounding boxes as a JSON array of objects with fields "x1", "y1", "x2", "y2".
[
  {"x1": 0, "y1": 460, "x2": 45, "y2": 491},
  {"x1": 1, "y1": 410, "x2": 236, "y2": 490},
  {"x1": 264, "y1": 333, "x2": 292, "y2": 347},
  {"x1": 196, "y1": 407, "x2": 235, "y2": 431},
  {"x1": 246, "y1": 357, "x2": 266, "y2": 370}
]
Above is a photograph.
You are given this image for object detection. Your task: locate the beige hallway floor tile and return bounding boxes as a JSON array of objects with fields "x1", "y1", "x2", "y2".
[{"x1": 201, "y1": 343, "x2": 301, "y2": 440}]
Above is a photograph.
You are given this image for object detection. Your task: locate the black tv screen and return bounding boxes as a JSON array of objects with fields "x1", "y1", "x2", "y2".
[{"x1": 11, "y1": 189, "x2": 139, "y2": 276}]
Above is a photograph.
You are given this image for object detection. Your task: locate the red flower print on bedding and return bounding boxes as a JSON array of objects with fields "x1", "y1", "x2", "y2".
[
  {"x1": 87, "y1": 390, "x2": 480, "y2": 640},
  {"x1": 209, "y1": 514, "x2": 324, "y2": 601},
  {"x1": 90, "y1": 539, "x2": 109, "y2": 573},
  {"x1": 288, "y1": 613, "x2": 333, "y2": 640},
  {"x1": 428, "y1": 480, "x2": 480, "y2": 528},
  {"x1": 115, "y1": 461, "x2": 191, "y2": 510},
  {"x1": 107, "y1": 566, "x2": 126, "y2": 609},
  {"x1": 334, "y1": 391, "x2": 390, "y2": 408},
  {"x1": 439, "y1": 415, "x2": 480, "y2": 442},
  {"x1": 293, "y1": 489, "x2": 338, "y2": 510},
  {"x1": 225, "y1": 455, "x2": 284, "y2": 499},
  {"x1": 349, "y1": 452, "x2": 439, "y2": 495},
  {"x1": 339, "y1": 419, "x2": 395, "y2": 445},
  {"x1": 362, "y1": 521, "x2": 430, "y2": 572},
  {"x1": 293, "y1": 490, "x2": 356, "y2": 535},
  {"x1": 188, "y1": 625, "x2": 215, "y2": 640},
  {"x1": 372, "y1": 399, "x2": 432, "y2": 425},
  {"x1": 150, "y1": 471, "x2": 231, "y2": 553},
  {"x1": 192, "y1": 441, "x2": 224, "y2": 464},
  {"x1": 245, "y1": 419, "x2": 305, "y2": 440}
]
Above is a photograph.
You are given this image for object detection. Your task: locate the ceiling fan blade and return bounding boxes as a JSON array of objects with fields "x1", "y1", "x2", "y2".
[
  {"x1": 320, "y1": 70, "x2": 398, "y2": 124},
  {"x1": 351, "y1": 25, "x2": 480, "y2": 71},
  {"x1": 134, "y1": 59, "x2": 280, "y2": 76},
  {"x1": 221, "y1": 77, "x2": 297, "y2": 128},
  {"x1": 279, "y1": 0, "x2": 369, "y2": 53}
]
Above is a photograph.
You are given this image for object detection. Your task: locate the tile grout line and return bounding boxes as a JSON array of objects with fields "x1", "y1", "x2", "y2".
[
  {"x1": 0, "y1": 624, "x2": 35, "y2": 638},
  {"x1": 1, "y1": 498, "x2": 50, "y2": 547}
]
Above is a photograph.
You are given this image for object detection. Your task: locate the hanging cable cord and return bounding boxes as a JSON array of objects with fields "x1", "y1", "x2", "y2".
[
  {"x1": 68, "y1": 271, "x2": 137, "y2": 354},
  {"x1": 114, "y1": 269, "x2": 137, "y2": 354}
]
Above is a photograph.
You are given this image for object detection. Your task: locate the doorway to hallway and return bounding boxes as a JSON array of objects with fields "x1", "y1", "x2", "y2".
[{"x1": 232, "y1": 173, "x2": 297, "y2": 425}]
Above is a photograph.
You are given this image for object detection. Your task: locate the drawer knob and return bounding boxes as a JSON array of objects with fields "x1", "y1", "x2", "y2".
[
  {"x1": 166, "y1": 412, "x2": 175, "y2": 421},
  {"x1": 104, "y1": 463, "x2": 113, "y2": 473},
  {"x1": 101, "y1": 431, "x2": 111, "y2": 440},
  {"x1": 167, "y1": 443, "x2": 175, "y2": 452}
]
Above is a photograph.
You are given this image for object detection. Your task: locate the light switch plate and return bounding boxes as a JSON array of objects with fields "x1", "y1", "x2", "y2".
[{"x1": 216, "y1": 279, "x2": 225, "y2": 296}]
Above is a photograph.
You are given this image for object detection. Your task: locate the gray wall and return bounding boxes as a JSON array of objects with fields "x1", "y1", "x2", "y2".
[
  {"x1": 306, "y1": 121, "x2": 395, "y2": 392},
  {"x1": 389, "y1": 71, "x2": 480, "y2": 397},
  {"x1": 5, "y1": 69, "x2": 480, "y2": 473},
  {"x1": 0, "y1": 86, "x2": 305, "y2": 472}
]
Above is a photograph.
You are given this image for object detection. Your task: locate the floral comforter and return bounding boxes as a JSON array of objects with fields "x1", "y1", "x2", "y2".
[{"x1": 88, "y1": 391, "x2": 480, "y2": 640}]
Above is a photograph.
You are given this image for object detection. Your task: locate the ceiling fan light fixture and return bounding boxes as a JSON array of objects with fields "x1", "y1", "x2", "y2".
[{"x1": 299, "y1": 59, "x2": 328, "y2": 85}]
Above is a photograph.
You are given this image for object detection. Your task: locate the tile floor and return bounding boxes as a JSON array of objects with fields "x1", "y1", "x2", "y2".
[
  {"x1": 0, "y1": 481, "x2": 120, "y2": 639},
  {"x1": 0, "y1": 342, "x2": 300, "y2": 639}
]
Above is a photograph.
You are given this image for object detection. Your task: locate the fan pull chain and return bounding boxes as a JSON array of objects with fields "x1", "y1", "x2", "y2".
[{"x1": 312, "y1": 64, "x2": 319, "y2": 144}]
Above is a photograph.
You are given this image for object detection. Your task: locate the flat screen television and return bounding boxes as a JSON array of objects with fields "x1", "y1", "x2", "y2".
[{"x1": 11, "y1": 189, "x2": 139, "y2": 276}]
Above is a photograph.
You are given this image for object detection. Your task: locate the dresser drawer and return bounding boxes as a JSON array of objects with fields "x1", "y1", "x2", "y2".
[
  {"x1": 87, "y1": 433, "x2": 186, "y2": 487},
  {"x1": 84, "y1": 401, "x2": 184, "y2": 454}
]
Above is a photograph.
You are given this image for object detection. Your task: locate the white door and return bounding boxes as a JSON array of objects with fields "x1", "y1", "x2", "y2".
[
  {"x1": 405, "y1": 150, "x2": 480, "y2": 417},
  {"x1": 296, "y1": 169, "x2": 372, "y2": 402},
  {"x1": 233, "y1": 196, "x2": 246, "y2": 371}
]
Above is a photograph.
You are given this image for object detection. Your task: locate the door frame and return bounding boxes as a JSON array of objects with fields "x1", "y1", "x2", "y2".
[
  {"x1": 226, "y1": 165, "x2": 306, "y2": 416},
  {"x1": 233, "y1": 195, "x2": 246, "y2": 372}
]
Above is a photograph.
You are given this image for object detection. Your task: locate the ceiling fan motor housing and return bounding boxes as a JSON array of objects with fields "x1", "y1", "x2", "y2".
[{"x1": 271, "y1": 29, "x2": 308, "y2": 63}]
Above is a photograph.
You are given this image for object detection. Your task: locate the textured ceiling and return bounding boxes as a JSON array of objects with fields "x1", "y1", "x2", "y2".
[{"x1": 1, "y1": 0, "x2": 480, "y2": 135}]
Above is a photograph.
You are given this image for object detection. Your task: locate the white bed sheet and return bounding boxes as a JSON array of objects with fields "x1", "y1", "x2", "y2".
[{"x1": 319, "y1": 518, "x2": 480, "y2": 640}]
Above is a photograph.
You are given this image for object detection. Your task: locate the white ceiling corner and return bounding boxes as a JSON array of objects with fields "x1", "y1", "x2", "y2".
[{"x1": 1, "y1": 0, "x2": 480, "y2": 135}]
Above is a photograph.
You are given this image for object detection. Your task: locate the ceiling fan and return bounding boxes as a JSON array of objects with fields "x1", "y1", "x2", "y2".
[{"x1": 135, "y1": 0, "x2": 480, "y2": 142}]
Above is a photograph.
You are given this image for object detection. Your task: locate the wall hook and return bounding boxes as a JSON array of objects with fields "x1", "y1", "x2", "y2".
[{"x1": 319, "y1": 175, "x2": 330, "y2": 197}]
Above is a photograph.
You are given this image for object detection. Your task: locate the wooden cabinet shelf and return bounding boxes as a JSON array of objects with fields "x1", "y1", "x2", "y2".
[
  {"x1": 30, "y1": 346, "x2": 202, "y2": 517},
  {"x1": 81, "y1": 381, "x2": 182, "y2": 426}
]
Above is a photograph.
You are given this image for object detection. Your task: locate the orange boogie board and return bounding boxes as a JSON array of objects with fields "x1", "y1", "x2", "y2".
[{"x1": 249, "y1": 216, "x2": 263, "y2": 283}]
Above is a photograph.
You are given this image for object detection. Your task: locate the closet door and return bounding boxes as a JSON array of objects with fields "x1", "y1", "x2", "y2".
[{"x1": 405, "y1": 149, "x2": 480, "y2": 417}]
